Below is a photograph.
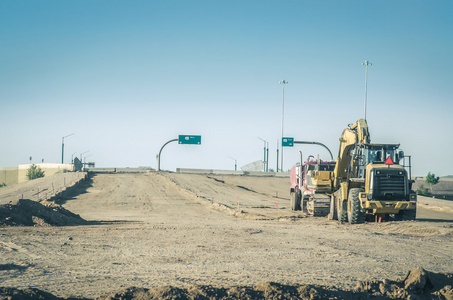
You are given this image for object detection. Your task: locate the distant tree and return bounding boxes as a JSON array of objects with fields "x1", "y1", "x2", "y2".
[
  {"x1": 26, "y1": 164, "x2": 45, "y2": 180},
  {"x1": 426, "y1": 172, "x2": 440, "y2": 185},
  {"x1": 425, "y1": 172, "x2": 440, "y2": 193}
]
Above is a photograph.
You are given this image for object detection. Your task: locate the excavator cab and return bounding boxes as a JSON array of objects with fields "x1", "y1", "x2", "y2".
[
  {"x1": 304, "y1": 159, "x2": 336, "y2": 193},
  {"x1": 353, "y1": 144, "x2": 401, "y2": 179}
]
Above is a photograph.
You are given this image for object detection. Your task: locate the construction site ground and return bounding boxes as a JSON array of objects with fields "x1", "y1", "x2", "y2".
[{"x1": 0, "y1": 172, "x2": 452, "y2": 299}]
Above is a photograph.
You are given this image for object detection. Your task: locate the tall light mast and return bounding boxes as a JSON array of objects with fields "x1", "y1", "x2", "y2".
[
  {"x1": 279, "y1": 79, "x2": 288, "y2": 172},
  {"x1": 362, "y1": 60, "x2": 372, "y2": 120}
]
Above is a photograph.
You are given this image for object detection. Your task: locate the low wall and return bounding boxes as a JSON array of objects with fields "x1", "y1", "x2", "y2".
[
  {"x1": 18, "y1": 164, "x2": 73, "y2": 183},
  {"x1": 0, "y1": 168, "x2": 19, "y2": 186},
  {"x1": 86, "y1": 167, "x2": 152, "y2": 173},
  {"x1": 0, "y1": 164, "x2": 74, "y2": 186},
  {"x1": 176, "y1": 168, "x2": 290, "y2": 177}
]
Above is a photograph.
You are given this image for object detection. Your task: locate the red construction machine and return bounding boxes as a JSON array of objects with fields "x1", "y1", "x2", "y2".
[{"x1": 290, "y1": 155, "x2": 336, "y2": 216}]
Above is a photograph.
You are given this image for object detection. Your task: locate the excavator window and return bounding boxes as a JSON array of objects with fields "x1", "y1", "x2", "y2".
[
  {"x1": 316, "y1": 164, "x2": 335, "y2": 172},
  {"x1": 376, "y1": 151, "x2": 382, "y2": 162},
  {"x1": 363, "y1": 146, "x2": 399, "y2": 165}
]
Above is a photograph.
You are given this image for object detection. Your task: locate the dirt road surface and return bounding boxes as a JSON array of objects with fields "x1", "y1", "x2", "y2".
[{"x1": 0, "y1": 172, "x2": 452, "y2": 298}]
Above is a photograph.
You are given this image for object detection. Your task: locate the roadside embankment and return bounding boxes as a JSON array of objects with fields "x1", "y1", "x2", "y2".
[
  {"x1": 0, "y1": 172, "x2": 87, "y2": 205},
  {"x1": 417, "y1": 195, "x2": 453, "y2": 214}
]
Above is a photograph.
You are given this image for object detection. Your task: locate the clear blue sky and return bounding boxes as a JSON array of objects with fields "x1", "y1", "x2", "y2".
[{"x1": 1, "y1": 1, "x2": 452, "y2": 176}]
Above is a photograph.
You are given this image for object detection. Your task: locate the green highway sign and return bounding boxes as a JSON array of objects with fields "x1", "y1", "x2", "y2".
[
  {"x1": 282, "y1": 137, "x2": 294, "y2": 147},
  {"x1": 178, "y1": 135, "x2": 201, "y2": 145}
]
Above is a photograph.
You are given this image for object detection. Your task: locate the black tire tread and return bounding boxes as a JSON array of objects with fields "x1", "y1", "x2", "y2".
[{"x1": 348, "y1": 188, "x2": 365, "y2": 224}]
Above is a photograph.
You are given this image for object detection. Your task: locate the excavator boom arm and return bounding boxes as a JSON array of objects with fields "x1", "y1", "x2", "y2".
[{"x1": 333, "y1": 119, "x2": 370, "y2": 188}]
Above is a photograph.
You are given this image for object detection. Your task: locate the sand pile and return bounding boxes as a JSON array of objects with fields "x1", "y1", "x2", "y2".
[{"x1": 0, "y1": 199, "x2": 87, "y2": 227}]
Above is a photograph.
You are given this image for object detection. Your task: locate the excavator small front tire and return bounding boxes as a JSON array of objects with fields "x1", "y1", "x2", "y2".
[
  {"x1": 290, "y1": 191, "x2": 298, "y2": 211},
  {"x1": 347, "y1": 188, "x2": 365, "y2": 224},
  {"x1": 337, "y1": 187, "x2": 348, "y2": 223},
  {"x1": 395, "y1": 207, "x2": 417, "y2": 221},
  {"x1": 328, "y1": 195, "x2": 338, "y2": 220},
  {"x1": 296, "y1": 192, "x2": 302, "y2": 211}
]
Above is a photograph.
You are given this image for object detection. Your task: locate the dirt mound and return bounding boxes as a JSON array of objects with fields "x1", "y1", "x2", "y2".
[
  {"x1": 95, "y1": 283, "x2": 333, "y2": 300},
  {"x1": 92, "y1": 275, "x2": 453, "y2": 299},
  {"x1": 356, "y1": 268, "x2": 453, "y2": 299},
  {"x1": 0, "y1": 199, "x2": 87, "y2": 227},
  {"x1": 1, "y1": 269, "x2": 452, "y2": 299}
]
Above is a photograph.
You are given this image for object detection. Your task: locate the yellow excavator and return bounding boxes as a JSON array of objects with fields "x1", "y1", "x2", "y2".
[{"x1": 330, "y1": 119, "x2": 417, "y2": 223}]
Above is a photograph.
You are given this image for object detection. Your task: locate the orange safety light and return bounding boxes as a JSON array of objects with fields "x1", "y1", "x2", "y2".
[{"x1": 385, "y1": 156, "x2": 394, "y2": 165}]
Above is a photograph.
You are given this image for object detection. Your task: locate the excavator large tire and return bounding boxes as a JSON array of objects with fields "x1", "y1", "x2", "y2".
[
  {"x1": 347, "y1": 188, "x2": 365, "y2": 224},
  {"x1": 337, "y1": 188, "x2": 348, "y2": 223},
  {"x1": 296, "y1": 192, "x2": 302, "y2": 211}
]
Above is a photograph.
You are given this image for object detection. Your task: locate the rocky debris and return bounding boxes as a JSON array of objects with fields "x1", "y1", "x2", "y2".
[
  {"x1": 436, "y1": 285, "x2": 453, "y2": 300},
  {"x1": 0, "y1": 287, "x2": 61, "y2": 300},
  {"x1": 0, "y1": 199, "x2": 87, "y2": 227},
  {"x1": 403, "y1": 268, "x2": 434, "y2": 292},
  {"x1": 1, "y1": 269, "x2": 452, "y2": 299},
  {"x1": 94, "y1": 283, "x2": 332, "y2": 300}
]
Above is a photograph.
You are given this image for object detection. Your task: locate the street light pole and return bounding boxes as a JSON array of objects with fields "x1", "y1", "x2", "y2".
[
  {"x1": 80, "y1": 150, "x2": 89, "y2": 162},
  {"x1": 362, "y1": 60, "x2": 372, "y2": 120},
  {"x1": 279, "y1": 80, "x2": 288, "y2": 172},
  {"x1": 61, "y1": 133, "x2": 74, "y2": 164},
  {"x1": 266, "y1": 142, "x2": 269, "y2": 172},
  {"x1": 228, "y1": 156, "x2": 237, "y2": 171},
  {"x1": 83, "y1": 154, "x2": 93, "y2": 171}
]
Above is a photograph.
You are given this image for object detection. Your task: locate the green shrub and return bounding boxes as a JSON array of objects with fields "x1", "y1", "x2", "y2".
[
  {"x1": 27, "y1": 164, "x2": 45, "y2": 180},
  {"x1": 416, "y1": 184, "x2": 431, "y2": 196},
  {"x1": 0, "y1": 182, "x2": 6, "y2": 188}
]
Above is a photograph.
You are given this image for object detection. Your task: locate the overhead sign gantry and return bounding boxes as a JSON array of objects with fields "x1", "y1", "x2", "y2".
[
  {"x1": 281, "y1": 137, "x2": 333, "y2": 160},
  {"x1": 157, "y1": 135, "x2": 201, "y2": 171}
]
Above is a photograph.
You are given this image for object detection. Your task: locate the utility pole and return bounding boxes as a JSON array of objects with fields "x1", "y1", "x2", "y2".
[
  {"x1": 266, "y1": 142, "x2": 269, "y2": 172},
  {"x1": 80, "y1": 150, "x2": 89, "y2": 162},
  {"x1": 279, "y1": 79, "x2": 288, "y2": 172},
  {"x1": 362, "y1": 61, "x2": 372, "y2": 120},
  {"x1": 61, "y1": 134, "x2": 74, "y2": 164},
  {"x1": 258, "y1": 137, "x2": 267, "y2": 172},
  {"x1": 228, "y1": 156, "x2": 237, "y2": 171}
]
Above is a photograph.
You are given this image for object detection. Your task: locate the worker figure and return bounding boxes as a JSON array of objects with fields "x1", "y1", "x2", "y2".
[{"x1": 375, "y1": 151, "x2": 382, "y2": 162}]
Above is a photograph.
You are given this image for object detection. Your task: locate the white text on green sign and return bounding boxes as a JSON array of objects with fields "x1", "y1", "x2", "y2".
[{"x1": 282, "y1": 137, "x2": 294, "y2": 147}]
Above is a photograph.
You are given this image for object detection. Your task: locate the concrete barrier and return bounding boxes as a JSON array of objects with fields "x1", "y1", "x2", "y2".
[
  {"x1": 176, "y1": 168, "x2": 289, "y2": 177},
  {"x1": 0, "y1": 167, "x2": 19, "y2": 186},
  {"x1": 18, "y1": 163, "x2": 74, "y2": 183},
  {"x1": 0, "y1": 164, "x2": 74, "y2": 186},
  {"x1": 86, "y1": 167, "x2": 152, "y2": 173}
]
